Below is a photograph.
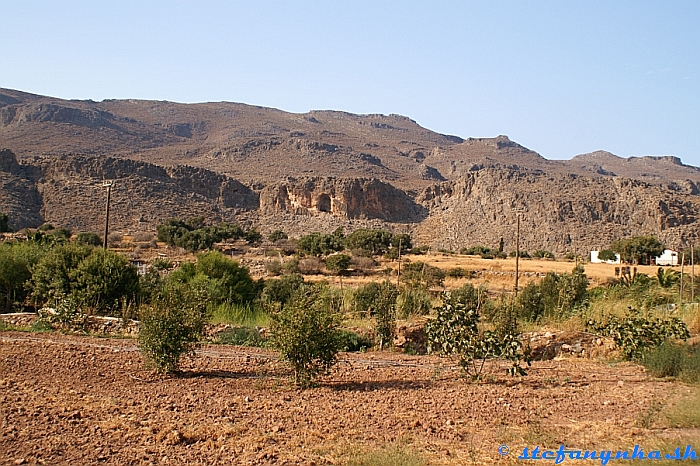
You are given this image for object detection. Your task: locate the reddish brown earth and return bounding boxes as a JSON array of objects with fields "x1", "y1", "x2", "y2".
[{"x1": 1, "y1": 331, "x2": 697, "y2": 465}]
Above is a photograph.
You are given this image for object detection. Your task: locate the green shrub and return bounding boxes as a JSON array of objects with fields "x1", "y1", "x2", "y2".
[
  {"x1": 460, "y1": 245, "x2": 491, "y2": 256},
  {"x1": 351, "y1": 282, "x2": 382, "y2": 317},
  {"x1": 532, "y1": 250, "x2": 555, "y2": 260},
  {"x1": 400, "y1": 261, "x2": 445, "y2": 288},
  {"x1": 262, "y1": 274, "x2": 305, "y2": 306},
  {"x1": 75, "y1": 232, "x2": 102, "y2": 247},
  {"x1": 338, "y1": 329, "x2": 372, "y2": 352},
  {"x1": 514, "y1": 265, "x2": 589, "y2": 322},
  {"x1": 641, "y1": 343, "x2": 700, "y2": 383},
  {"x1": 346, "y1": 229, "x2": 393, "y2": 256},
  {"x1": 297, "y1": 231, "x2": 345, "y2": 256},
  {"x1": 150, "y1": 257, "x2": 172, "y2": 271},
  {"x1": 374, "y1": 281, "x2": 399, "y2": 349},
  {"x1": 325, "y1": 254, "x2": 351, "y2": 275},
  {"x1": 195, "y1": 250, "x2": 256, "y2": 304},
  {"x1": 426, "y1": 291, "x2": 530, "y2": 379},
  {"x1": 265, "y1": 259, "x2": 283, "y2": 276},
  {"x1": 587, "y1": 308, "x2": 690, "y2": 360},
  {"x1": 391, "y1": 233, "x2": 412, "y2": 253},
  {"x1": 0, "y1": 241, "x2": 45, "y2": 312},
  {"x1": 410, "y1": 245, "x2": 429, "y2": 255},
  {"x1": 396, "y1": 287, "x2": 432, "y2": 318},
  {"x1": 29, "y1": 244, "x2": 92, "y2": 307},
  {"x1": 216, "y1": 327, "x2": 268, "y2": 347},
  {"x1": 138, "y1": 282, "x2": 210, "y2": 374},
  {"x1": 70, "y1": 249, "x2": 139, "y2": 315},
  {"x1": 598, "y1": 249, "x2": 618, "y2": 262},
  {"x1": 268, "y1": 230, "x2": 288, "y2": 242},
  {"x1": 269, "y1": 284, "x2": 343, "y2": 387},
  {"x1": 509, "y1": 250, "x2": 531, "y2": 258}
]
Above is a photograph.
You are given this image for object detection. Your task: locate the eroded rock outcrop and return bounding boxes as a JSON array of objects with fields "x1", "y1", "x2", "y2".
[{"x1": 260, "y1": 177, "x2": 426, "y2": 222}]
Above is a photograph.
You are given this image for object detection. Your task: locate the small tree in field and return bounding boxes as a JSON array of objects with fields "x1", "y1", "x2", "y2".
[
  {"x1": 269, "y1": 284, "x2": 343, "y2": 387},
  {"x1": 325, "y1": 254, "x2": 351, "y2": 275},
  {"x1": 138, "y1": 282, "x2": 210, "y2": 374}
]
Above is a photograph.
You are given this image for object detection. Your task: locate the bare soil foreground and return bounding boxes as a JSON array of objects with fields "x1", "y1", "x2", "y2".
[{"x1": 1, "y1": 332, "x2": 698, "y2": 465}]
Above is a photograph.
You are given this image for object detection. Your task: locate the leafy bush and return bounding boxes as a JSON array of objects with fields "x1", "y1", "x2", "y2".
[
  {"x1": 216, "y1": 327, "x2": 268, "y2": 347},
  {"x1": 150, "y1": 257, "x2": 172, "y2": 271},
  {"x1": 338, "y1": 329, "x2": 372, "y2": 352},
  {"x1": 297, "y1": 231, "x2": 345, "y2": 256},
  {"x1": 156, "y1": 218, "x2": 246, "y2": 252},
  {"x1": 70, "y1": 249, "x2": 139, "y2": 315},
  {"x1": 532, "y1": 250, "x2": 555, "y2": 260},
  {"x1": 460, "y1": 245, "x2": 491, "y2": 256},
  {"x1": 396, "y1": 287, "x2": 432, "y2": 318},
  {"x1": 391, "y1": 233, "x2": 412, "y2": 253},
  {"x1": 400, "y1": 261, "x2": 445, "y2": 288},
  {"x1": 325, "y1": 254, "x2": 351, "y2": 275},
  {"x1": 514, "y1": 265, "x2": 589, "y2": 322},
  {"x1": 373, "y1": 281, "x2": 399, "y2": 349},
  {"x1": 261, "y1": 274, "x2": 305, "y2": 306},
  {"x1": 410, "y1": 245, "x2": 429, "y2": 255},
  {"x1": 138, "y1": 282, "x2": 210, "y2": 374},
  {"x1": 268, "y1": 230, "x2": 288, "y2": 242},
  {"x1": 0, "y1": 241, "x2": 44, "y2": 312},
  {"x1": 598, "y1": 249, "x2": 618, "y2": 262},
  {"x1": 346, "y1": 229, "x2": 393, "y2": 256},
  {"x1": 75, "y1": 232, "x2": 102, "y2": 247},
  {"x1": 587, "y1": 308, "x2": 690, "y2": 360},
  {"x1": 351, "y1": 282, "x2": 382, "y2": 317},
  {"x1": 30, "y1": 244, "x2": 93, "y2": 306},
  {"x1": 269, "y1": 284, "x2": 344, "y2": 387},
  {"x1": 426, "y1": 291, "x2": 530, "y2": 379},
  {"x1": 195, "y1": 250, "x2": 257, "y2": 304}
]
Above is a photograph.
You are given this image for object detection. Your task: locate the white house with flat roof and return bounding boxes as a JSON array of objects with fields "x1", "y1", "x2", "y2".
[{"x1": 655, "y1": 249, "x2": 679, "y2": 266}]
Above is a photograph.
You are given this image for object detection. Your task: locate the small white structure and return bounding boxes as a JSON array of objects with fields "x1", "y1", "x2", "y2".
[
  {"x1": 655, "y1": 249, "x2": 679, "y2": 266},
  {"x1": 590, "y1": 250, "x2": 621, "y2": 264}
]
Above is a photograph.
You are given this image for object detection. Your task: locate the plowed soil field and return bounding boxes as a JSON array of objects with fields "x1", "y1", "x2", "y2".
[{"x1": 1, "y1": 332, "x2": 697, "y2": 465}]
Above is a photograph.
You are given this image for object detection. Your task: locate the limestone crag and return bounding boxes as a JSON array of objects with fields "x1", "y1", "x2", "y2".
[
  {"x1": 260, "y1": 177, "x2": 426, "y2": 222},
  {"x1": 415, "y1": 168, "x2": 700, "y2": 254}
]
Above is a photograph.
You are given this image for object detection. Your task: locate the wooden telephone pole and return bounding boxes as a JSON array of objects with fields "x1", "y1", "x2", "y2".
[{"x1": 102, "y1": 180, "x2": 114, "y2": 249}]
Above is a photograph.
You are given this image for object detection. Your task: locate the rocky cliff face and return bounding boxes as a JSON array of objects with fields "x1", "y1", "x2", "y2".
[
  {"x1": 3, "y1": 153, "x2": 258, "y2": 233},
  {"x1": 259, "y1": 177, "x2": 426, "y2": 222},
  {"x1": 414, "y1": 168, "x2": 700, "y2": 254}
]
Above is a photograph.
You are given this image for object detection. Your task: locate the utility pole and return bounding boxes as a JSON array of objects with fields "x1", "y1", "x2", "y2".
[
  {"x1": 396, "y1": 237, "x2": 402, "y2": 289},
  {"x1": 680, "y1": 251, "x2": 685, "y2": 307},
  {"x1": 692, "y1": 243, "x2": 695, "y2": 302},
  {"x1": 102, "y1": 180, "x2": 114, "y2": 249},
  {"x1": 515, "y1": 213, "x2": 521, "y2": 296}
]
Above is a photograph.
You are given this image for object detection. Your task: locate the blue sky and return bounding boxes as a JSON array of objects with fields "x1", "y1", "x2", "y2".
[{"x1": 2, "y1": 1, "x2": 698, "y2": 166}]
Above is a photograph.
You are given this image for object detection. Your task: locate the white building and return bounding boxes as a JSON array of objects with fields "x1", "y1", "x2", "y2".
[
  {"x1": 590, "y1": 250, "x2": 621, "y2": 264},
  {"x1": 655, "y1": 249, "x2": 679, "y2": 266}
]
